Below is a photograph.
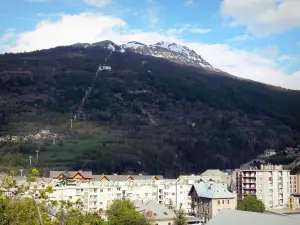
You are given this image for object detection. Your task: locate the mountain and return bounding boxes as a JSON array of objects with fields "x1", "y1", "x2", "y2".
[
  {"x1": 73, "y1": 40, "x2": 218, "y2": 71},
  {"x1": 121, "y1": 41, "x2": 217, "y2": 71},
  {"x1": 1, "y1": 40, "x2": 300, "y2": 177}
]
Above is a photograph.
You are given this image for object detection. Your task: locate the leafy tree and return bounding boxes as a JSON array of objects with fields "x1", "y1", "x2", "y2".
[
  {"x1": 106, "y1": 199, "x2": 150, "y2": 225},
  {"x1": 173, "y1": 204, "x2": 187, "y2": 225},
  {"x1": 237, "y1": 195, "x2": 265, "y2": 213}
]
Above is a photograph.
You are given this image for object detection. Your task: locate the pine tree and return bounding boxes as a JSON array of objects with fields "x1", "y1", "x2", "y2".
[{"x1": 173, "y1": 204, "x2": 187, "y2": 225}]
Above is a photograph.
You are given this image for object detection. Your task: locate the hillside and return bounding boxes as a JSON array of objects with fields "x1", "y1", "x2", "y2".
[{"x1": 1, "y1": 41, "x2": 300, "y2": 177}]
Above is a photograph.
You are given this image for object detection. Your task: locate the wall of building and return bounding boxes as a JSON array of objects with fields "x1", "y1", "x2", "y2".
[
  {"x1": 48, "y1": 176, "x2": 201, "y2": 213},
  {"x1": 211, "y1": 198, "x2": 236, "y2": 217},
  {"x1": 290, "y1": 175, "x2": 300, "y2": 193},
  {"x1": 236, "y1": 165, "x2": 290, "y2": 209}
]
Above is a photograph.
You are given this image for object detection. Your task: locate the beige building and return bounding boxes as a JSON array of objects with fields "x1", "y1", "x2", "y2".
[
  {"x1": 290, "y1": 175, "x2": 300, "y2": 193},
  {"x1": 236, "y1": 164, "x2": 290, "y2": 209},
  {"x1": 199, "y1": 170, "x2": 232, "y2": 185},
  {"x1": 189, "y1": 182, "x2": 236, "y2": 224}
]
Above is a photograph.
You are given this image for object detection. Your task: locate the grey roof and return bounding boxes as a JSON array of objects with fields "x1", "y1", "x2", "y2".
[
  {"x1": 49, "y1": 171, "x2": 92, "y2": 178},
  {"x1": 92, "y1": 174, "x2": 163, "y2": 181},
  {"x1": 134, "y1": 200, "x2": 175, "y2": 220},
  {"x1": 206, "y1": 209, "x2": 299, "y2": 225},
  {"x1": 191, "y1": 182, "x2": 235, "y2": 199}
]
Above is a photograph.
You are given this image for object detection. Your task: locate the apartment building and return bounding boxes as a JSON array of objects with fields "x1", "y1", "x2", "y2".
[
  {"x1": 48, "y1": 173, "x2": 204, "y2": 213},
  {"x1": 236, "y1": 164, "x2": 290, "y2": 209},
  {"x1": 189, "y1": 182, "x2": 236, "y2": 224},
  {"x1": 290, "y1": 175, "x2": 300, "y2": 193}
]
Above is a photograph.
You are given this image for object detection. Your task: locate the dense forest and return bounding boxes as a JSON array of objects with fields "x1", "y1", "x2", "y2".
[{"x1": 0, "y1": 43, "x2": 300, "y2": 177}]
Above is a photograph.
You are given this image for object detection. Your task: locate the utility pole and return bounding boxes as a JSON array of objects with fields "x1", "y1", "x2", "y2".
[
  {"x1": 70, "y1": 119, "x2": 73, "y2": 128},
  {"x1": 29, "y1": 156, "x2": 32, "y2": 168},
  {"x1": 53, "y1": 135, "x2": 56, "y2": 145},
  {"x1": 35, "y1": 150, "x2": 39, "y2": 164},
  {"x1": 20, "y1": 169, "x2": 23, "y2": 177}
]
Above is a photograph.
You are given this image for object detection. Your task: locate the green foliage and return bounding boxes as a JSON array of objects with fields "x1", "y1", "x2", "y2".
[
  {"x1": 173, "y1": 204, "x2": 187, "y2": 225},
  {"x1": 1, "y1": 45, "x2": 300, "y2": 176},
  {"x1": 106, "y1": 199, "x2": 150, "y2": 225},
  {"x1": 237, "y1": 196, "x2": 265, "y2": 213}
]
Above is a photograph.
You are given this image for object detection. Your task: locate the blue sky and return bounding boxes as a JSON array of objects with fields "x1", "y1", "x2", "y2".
[{"x1": 0, "y1": 0, "x2": 300, "y2": 89}]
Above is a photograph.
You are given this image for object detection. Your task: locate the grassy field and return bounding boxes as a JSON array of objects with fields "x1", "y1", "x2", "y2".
[{"x1": 0, "y1": 119, "x2": 127, "y2": 174}]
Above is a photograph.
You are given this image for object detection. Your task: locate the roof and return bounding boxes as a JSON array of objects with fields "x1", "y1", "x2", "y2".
[
  {"x1": 206, "y1": 209, "x2": 299, "y2": 225},
  {"x1": 134, "y1": 200, "x2": 175, "y2": 220},
  {"x1": 92, "y1": 174, "x2": 163, "y2": 181},
  {"x1": 49, "y1": 171, "x2": 92, "y2": 179},
  {"x1": 200, "y1": 169, "x2": 228, "y2": 177},
  {"x1": 191, "y1": 182, "x2": 235, "y2": 199}
]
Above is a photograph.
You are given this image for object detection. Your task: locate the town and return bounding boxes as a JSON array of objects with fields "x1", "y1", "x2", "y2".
[{"x1": 1, "y1": 162, "x2": 300, "y2": 225}]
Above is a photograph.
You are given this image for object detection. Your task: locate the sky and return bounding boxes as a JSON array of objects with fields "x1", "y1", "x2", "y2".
[{"x1": 0, "y1": 0, "x2": 300, "y2": 89}]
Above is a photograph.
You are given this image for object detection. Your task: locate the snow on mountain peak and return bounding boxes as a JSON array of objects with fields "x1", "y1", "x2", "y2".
[
  {"x1": 73, "y1": 40, "x2": 218, "y2": 71},
  {"x1": 123, "y1": 41, "x2": 215, "y2": 70}
]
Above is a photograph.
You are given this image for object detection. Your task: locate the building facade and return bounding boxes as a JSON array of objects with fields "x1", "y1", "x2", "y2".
[
  {"x1": 290, "y1": 175, "x2": 300, "y2": 193},
  {"x1": 236, "y1": 164, "x2": 290, "y2": 209},
  {"x1": 189, "y1": 182, "x2": 236, "y2": 224},
  {"x1": 48, "y1": 173, "x2": 204, "y2": 213}
]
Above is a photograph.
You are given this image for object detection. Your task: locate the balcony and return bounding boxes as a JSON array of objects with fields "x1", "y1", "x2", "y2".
[{"x1": 243, "y1": 173, "x2": 256, "y2": 177}]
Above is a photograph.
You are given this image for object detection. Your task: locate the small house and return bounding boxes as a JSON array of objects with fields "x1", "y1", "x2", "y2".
[{"x1": 264, "y1": 149, "x2": 276, "y2": 156}]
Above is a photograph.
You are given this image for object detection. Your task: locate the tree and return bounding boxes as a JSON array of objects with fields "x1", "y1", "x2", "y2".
[
  {"x1": 106, "y1": 199, "x2": 150, "y2": 225},
  {"x1": 237, "y1": 195, "x2": 265, "y2": 213},
  {"x1": 0, "y1": 169, "x2": 107, "y2": 225},
  {"x1": 173, "y1": 204, "x2": 187, "y2": 225}
]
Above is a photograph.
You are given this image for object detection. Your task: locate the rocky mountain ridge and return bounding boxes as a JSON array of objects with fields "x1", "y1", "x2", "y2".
[{"x1": 72, "y1": 40, "x2": 219, "y2": 71}]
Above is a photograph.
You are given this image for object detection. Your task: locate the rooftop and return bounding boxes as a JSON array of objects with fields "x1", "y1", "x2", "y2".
[
  {"x1": 134, "y1": 200, "x2": 175, "y2": 220},
  {"x1": 191, "y1": 182, "x2": 235, "y2": 199},
  {"x1": 206, "y1": 209, "x2": 299, "y2": 225}
]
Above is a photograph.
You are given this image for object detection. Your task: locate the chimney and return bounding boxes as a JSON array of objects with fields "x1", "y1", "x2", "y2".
[{"x1": 147, "y1": 210, "x2": 153, "y2": 218}]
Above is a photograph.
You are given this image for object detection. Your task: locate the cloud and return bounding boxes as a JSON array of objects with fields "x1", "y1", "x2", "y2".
[
  {"x1": 279, "y1": 55, "x2": 291, "y2": 62},
  {"x1": 185, "y1": 0, "x2": 194, "y2": 5},
  {"x1": 148, "y1": 8, "x2": 159, "y2": 27},
  {"x1": 221, "y1": 0, "x2": 300, "y2": 36},
  {"x1": 227, "y1": 34, "x2": 254, "y2": 42},
  {"x1": 167, "y1": 25, "x2": 212, "y2": 35},
  {"x1": 4, "y1": 13, "x2": 125, "y2": 52},
  {"x1": 188, "y1": 28, "x2": 212, "y2": 34},
  {"x1": 255, "y1": 46, "x2": 278, "y2": 56},
  {"x1": 2, "y1": 12, "x2": 300, "y2": 90},
  {"x1": 83, "y1": 0, "x2": 112, "y2": 8},
  {"x1": 0, "y1": 29, "x2": 15, "y2": 42},
  {"x1": 26, "y1": 0, "x2": 50, "y2": 2}
]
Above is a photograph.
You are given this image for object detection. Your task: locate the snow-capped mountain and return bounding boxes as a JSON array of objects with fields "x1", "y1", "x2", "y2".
[
  {"x1": 122, "y1": 41, "x2": 214, "y2": 70},
  {"x1": 73, "y1": 40, "x2": 218, "y2": 71}
]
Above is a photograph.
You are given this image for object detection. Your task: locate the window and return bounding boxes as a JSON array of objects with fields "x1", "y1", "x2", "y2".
[
  {"x1": 217, "y1": 200, "x2": 220, "y2": 205},
  {"x1": 222, "y1": 200, "x2": 224, "y2": 204},
  {"x1": 100, "y1": 189, "x2": 103, "y2": 192},
  {"x1": 227, "y1": 200, "x2": 230, "y2": 204},
  {"x1": 163, "y1": 212, "x2": 168, "y2": 215}
]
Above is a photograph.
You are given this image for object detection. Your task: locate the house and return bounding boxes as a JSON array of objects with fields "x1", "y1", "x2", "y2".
[
  {"x1": 264, "y1": 149, "x2": 276, "y2": 156},
  {"x1": 189, "y1": 182, "x2": 236, "y2": 224},
  {"x1": 40, "y1": 130, "x2": 50, "y2": 135},
  {"x1": 199, "y1": 169, "x2": 232, "y2": 185},
  {"x1": 134, "y1": 200, "x2": 175, "y2": 225},
  {"x1": 98, "y1": 65, "x2": 112, "y2": 72},
  {"x1": 205, "y1": 209, "x2": 299, "y2": 225}
]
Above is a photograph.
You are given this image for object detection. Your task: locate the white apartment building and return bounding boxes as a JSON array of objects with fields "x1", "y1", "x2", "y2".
[
  {"x1": 48, "y1": 174, "x2": 203, "y2": 213},
  {"x1": 236, "y1": 164, "x2": 290, "y2": 209}
]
